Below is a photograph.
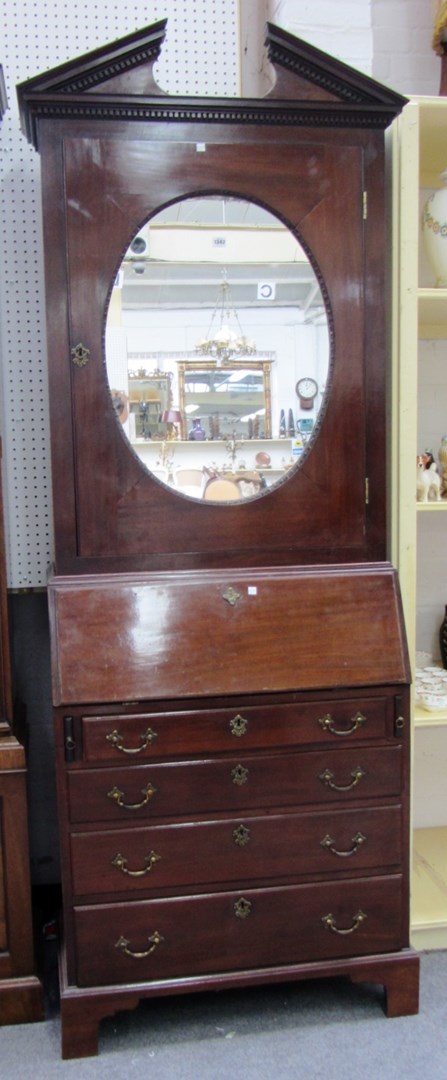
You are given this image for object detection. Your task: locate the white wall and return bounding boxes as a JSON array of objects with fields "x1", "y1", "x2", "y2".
[{"x1": 264, "y1": 0, "x2": 439, "y2": 95}]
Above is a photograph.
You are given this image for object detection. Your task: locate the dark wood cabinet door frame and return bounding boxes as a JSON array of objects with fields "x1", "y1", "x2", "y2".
[{"x1": 17, "y1": 21, "x2": 407, "y2": 576}]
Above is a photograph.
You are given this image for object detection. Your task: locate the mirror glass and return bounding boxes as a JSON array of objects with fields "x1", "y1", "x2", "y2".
[{"x1": 105, "y1": 196, "x2": 330, "y2": 503}]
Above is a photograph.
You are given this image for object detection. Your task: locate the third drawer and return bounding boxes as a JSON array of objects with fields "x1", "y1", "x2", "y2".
[{"x1": 70, "y1": 803, "x2": 403, "y2": 897}]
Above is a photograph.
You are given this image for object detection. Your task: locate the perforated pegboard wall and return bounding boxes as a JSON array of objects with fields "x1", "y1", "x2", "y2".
[{"x1": 0, "y1": 0, "x2": 240, "y2": 588}]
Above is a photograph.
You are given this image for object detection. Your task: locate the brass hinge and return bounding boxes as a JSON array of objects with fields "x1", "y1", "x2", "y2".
[
  {"x1": 365, "y1": 477, "x2": 369, "y2": 505},
  {"x1": 363, "y1": 191, "x2": 368, "y2": 220}
]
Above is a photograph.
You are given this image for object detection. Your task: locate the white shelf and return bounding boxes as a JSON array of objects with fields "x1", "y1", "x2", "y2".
[
  {"x1": 416, "y1": 501, "x2": 447, "y2": 511},
  {"x1": 411, "y1": 827, "x2": 447, "y2": 950},
  {"x1": 415, "y1": 706, "x2": 447, "y2": 728},
  {"x1": 419, "y1": 288, "x2": 447, "y2": 338}
]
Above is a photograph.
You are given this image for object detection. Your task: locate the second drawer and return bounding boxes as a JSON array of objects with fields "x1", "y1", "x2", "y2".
[{"x1": 67, "y1": 744, "x2": 403, "y2": 823}]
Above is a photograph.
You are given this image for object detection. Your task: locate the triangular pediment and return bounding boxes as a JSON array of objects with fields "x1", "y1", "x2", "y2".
[{"x1": 17, "y1": 18, "x2": 407, "y2": 149}]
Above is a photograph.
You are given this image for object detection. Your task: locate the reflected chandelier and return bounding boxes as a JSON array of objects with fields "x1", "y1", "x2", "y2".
[{"x1": 195, "y1": 274, "x2": 256, "y2": 365}]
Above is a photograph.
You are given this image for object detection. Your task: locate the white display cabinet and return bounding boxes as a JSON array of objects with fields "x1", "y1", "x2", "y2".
[{"x1": 392, "y1": 97, "x2": 447, "y2": 949}]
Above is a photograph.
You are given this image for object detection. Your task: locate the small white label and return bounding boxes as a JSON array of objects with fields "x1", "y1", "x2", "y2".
[
  {"x1": 247, "y1": 586, "x2": 257, "y2": 596},
  {"x1": 196, "y1": 142, "x2": 206, "y2": 152}
]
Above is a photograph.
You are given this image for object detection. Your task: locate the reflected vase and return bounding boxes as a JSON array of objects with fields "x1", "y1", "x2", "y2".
[{"x1": 189, "y1": 418, "x2": 205, "y2": 441}]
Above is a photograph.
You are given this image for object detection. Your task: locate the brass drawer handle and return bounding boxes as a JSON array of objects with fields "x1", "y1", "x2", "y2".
[
  {"x1": 320, "y1": 831, "x2": 366, "y2": 857},
  {"x1": 230, "y1": 714, "x2": 248, "y2": 737},
  {"x1": 319, "y1": 766, "x2": 365, "y2": 792},
  {"x1": 231, "y1": 764, "x2": 249, "y2": 785},
  {"x1": 115, "y1": 930, "x2": 164, "y2": 959},
  {"x1": 321, "y1": 910, "x2": 367, "y2": 935},
  {"x1": 107, "y1": 782, "x2": 157, "y2": 810},
  {"x1": 318, "y1": 711, "x2": 366, "y2": 737},
  {"x1": 112, "y1": 851, "x2": 161, "y2": 877},
  {"x1": 106, "y1": 727, "x2": 158, "y2": 754}
]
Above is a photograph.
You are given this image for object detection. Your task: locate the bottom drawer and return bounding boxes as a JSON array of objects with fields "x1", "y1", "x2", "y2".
[{"x1": 74, "y1": 874, "x2": 404, "y2": 987}]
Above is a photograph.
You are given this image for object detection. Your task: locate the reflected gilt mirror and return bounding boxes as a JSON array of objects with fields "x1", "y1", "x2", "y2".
[{"x1": 105, "y1": 196, "x2": 330, "y2": 503}]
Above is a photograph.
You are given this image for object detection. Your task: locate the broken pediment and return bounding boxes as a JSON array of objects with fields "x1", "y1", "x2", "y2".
[{"x1": 17, "y1": 18, "x2": 407, "y2": 149}]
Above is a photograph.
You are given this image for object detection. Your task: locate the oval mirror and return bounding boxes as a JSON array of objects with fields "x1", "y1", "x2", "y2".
[{"x1": 105, "y1": 196, "x2": 330, "y2": 503}]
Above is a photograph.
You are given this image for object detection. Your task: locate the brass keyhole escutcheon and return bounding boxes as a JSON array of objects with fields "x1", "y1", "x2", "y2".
[
  {"x1": 234, "y1": 897, "x2": 252, "y2": 919},
  {"x1": 231, "y1": 764, "x2": 249, "y2": 785},
  {"x1": 233, "y1": 824, "x2": 250, "y2": 847},
  {"x1": 71, "y1": 342, "x2": 90, "y2": 367},
  {"x1": 230, "y1": 714, "x2": 248, "y2": 737},
  {"x1": 222, "y1": 586, "x2": 241, "y2": 607}
]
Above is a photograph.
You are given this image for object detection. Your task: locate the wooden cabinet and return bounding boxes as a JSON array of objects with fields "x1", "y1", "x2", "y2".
[
  {"x1": 18, "y1": 22, "x2": 419, "y2": 1057},
  {"x1": 392, "y1": 96, "x2": 447, "y2": 950},
  {"x1": 0, "y1": 738, "x2": 44, "y2": 1024},
  {"x1": 0, "y1": 438, "x2": 43, "y2": 1021},
  {"x1": 0, "y1": 65, "x2": 44, "y2": 1026}
]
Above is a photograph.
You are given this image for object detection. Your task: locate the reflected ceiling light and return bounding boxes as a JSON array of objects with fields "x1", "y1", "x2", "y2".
[{"x1": 195, "y1": 274, "x2": 256, "y2": 366}]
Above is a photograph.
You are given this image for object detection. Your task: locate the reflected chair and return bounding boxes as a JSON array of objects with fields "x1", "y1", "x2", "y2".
[
  {"x1": 174, "y1": 468, "x2": 205, "y2": 497},
  {"x1": 203, "y1": 478, "x2": 241, "y2": 501},
  {"x1": 151, "y1": 468, "x2": 170, "y2": 483}
]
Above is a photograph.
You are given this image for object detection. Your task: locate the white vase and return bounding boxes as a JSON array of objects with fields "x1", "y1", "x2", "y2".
[{"x1": 422, "y1": 170, "x2": 447, "y2": 287}]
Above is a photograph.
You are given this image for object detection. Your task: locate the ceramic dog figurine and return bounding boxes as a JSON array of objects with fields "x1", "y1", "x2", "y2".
[{"x1": 416, "y1": 455, "x2": 442, "y2": 501}]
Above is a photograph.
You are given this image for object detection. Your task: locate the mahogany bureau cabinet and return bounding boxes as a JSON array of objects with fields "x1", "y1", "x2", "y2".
[{"x1": 17, "y1": 21, "x2": 420, "y2": 1058}]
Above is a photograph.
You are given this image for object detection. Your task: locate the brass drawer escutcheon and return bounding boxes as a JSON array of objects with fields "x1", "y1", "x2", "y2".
[
  {"x1": 115, "y1": 930, "x2": 164, "y2": 959},
  {"x1": 112, "y1": 850, "x2": 161, "y2": 877},
  {"x1": 318, "y1": 711, "x2": 366, "y2": 737},
  {"x1": 231, "y1": 763, "x2": 249, "y2": 785},
  {"x1": 233, "y1": 824, "x2": 250, "y2": 847},
  {"x1": 107, "y1": 781, "x2": 157, "y2": 810},
  {"x1": 321, "y1": 910, "x2": 367, "y2": 935},
  {"x1": 234, "y1": 897, "x2": 252, "y2": 919},
  {"x1": 230, "y1": 714, "x2": 248, "y2": 737},
  {"x1": 320, "y1": 831, "x2": 366, "y2": 857},
  {"x1": 319, "y1": 765, "x2": 365, "y2": 792},
  {"x1": 106, "y1": 727, "x2": 158, "y2": 754}
]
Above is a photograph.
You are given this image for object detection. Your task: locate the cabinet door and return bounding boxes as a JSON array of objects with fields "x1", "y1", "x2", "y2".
[{"x1": 43, "y1": 129, "x2": 383, "y2": 572}]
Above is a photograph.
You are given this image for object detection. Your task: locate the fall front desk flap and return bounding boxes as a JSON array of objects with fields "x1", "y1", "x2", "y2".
[{"x1": 47, "y1": 563, "x2": 409, "y2": 706}]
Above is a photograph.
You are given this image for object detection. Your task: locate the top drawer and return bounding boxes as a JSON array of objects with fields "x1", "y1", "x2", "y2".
[{"x1": 80, "y1": 696, "x2": 394, "y2": 764}]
